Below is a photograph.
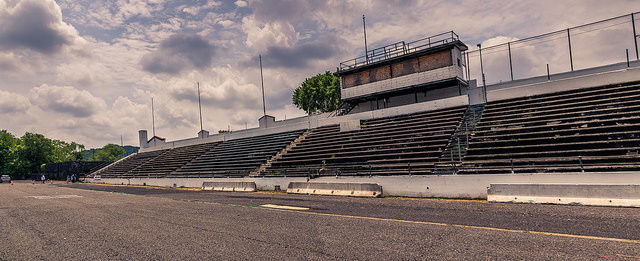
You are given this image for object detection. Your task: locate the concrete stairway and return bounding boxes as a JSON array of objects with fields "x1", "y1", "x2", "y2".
[
  {"x1": 251, "y1": 129, "x2": 312, "y2": 176},
  {"x1": 434, "y1": 104, "x2": 485, "y2": 174}
]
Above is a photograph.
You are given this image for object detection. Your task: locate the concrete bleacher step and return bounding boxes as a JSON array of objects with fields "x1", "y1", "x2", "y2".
[
  {"x1": 264, "y1": 106, "x2": 466, "y2": 177},
  {"x1": 483, "y1": 82, "x2": 640, "y2": 113},
  {"x1": 482, "y1": 93, "x2": 640, "y2": 120},
  {"x1": 478, "y1": 102, "x2": 640, "y2": 128},
  {"x1": 483, "y1": 84, "x2": 640, "y2": 115},
  {"x1": 171, "y1": 130, "x2": 305, "y2": 177},
  {"x1": 482, "y1": 99, "x2": 640, "y2": 128}
]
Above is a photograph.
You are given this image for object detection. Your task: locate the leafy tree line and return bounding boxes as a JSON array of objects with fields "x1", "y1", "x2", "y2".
[{"x1": 0, "y1": 130, "x2": 125, "y2": 179}]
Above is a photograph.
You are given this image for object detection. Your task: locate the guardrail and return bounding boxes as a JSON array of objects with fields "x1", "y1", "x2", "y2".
[{"x1": 339, "y1": 31, "x2": 459, "y2": 71}]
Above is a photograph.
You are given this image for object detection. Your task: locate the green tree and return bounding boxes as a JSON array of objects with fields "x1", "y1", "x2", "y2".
[
  {"x1": 0, "y1": 130, "x2": 19, "y2": 176},
  {"x1": 292, "y1": 71, "x2": 342, "y2": 114},
  {"x1": 51, "y1": 140, "x2": 86, "y2": 162},
  {"x1": 16, "y1": 132, "x2": 54, "y2": 175},
  {"x1": 90, "y1": 144, "x2": 125, "y2": 162}
]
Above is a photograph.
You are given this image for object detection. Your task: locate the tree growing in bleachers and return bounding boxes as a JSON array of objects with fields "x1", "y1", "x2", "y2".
[{"x1": 292, "y1": 71, "x2": 342, "y2": 114}]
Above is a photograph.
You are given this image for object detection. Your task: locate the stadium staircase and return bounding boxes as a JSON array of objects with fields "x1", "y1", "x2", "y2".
[
  {"x1": 250, "y1": 129, "x2": 312, "y2": 176},
  {"x1": 172, "y1": 130, "x2": 305, "y2": 177},
  {"x1": 261, "y1": 106, "x2": 466, "y2": 177},
  {"x1": 458, "y1": 82, "x2": 640, "y2": 174},
  {"x1": 433, "y1": 104, "x2": 485, "y2": 174}
]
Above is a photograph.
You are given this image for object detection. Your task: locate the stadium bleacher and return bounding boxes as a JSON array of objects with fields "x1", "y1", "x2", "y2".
[
  {"x1": 96, "y1": 149, "x2": 168, "y2": 178},
  {"x1": 125, "y1": 142, "x2": 220, "y2": 178},
  {"x1": 92, "y1": 82, "x2": 640, "y2": 179},
  {"x1": 172, "y1": 130, "x2": 305, "y2": 177},
  {"x1": 261, "y1": 106, "x2": 467, "y2": 176},
  {"x1": 459, "y1": 82, "x2": 640, "y2": 174}
]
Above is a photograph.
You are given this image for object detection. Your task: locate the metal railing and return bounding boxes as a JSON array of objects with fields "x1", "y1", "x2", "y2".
[
  {"x1": 463, "y1": 12, "x2": 640, "y2": 85},
  {"x1": 339, "y1": 31, "x2": 460, "y2": 70}
]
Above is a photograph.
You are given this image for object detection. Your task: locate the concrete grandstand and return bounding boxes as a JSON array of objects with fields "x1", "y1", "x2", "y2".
[{"x1": 89, "y1": 16, "x2": 640, "y2": 205}]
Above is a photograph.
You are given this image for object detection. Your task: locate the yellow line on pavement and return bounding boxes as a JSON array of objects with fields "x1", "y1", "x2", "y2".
[{"x1": 261, "y1": 207, "x2": 640, "y2": 245}]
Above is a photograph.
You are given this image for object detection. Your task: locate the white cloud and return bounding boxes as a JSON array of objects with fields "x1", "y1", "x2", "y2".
[
  {"x1": 29, "y1": 84, "x2": 107, "y2": 118},
  {"x1": 0, "y1": 90, "x2": 30, "y2": 114},
  {"x1": 0, "y1": 0, "x2": 82, "y2": 54},
  {"x1": 181, "y1": 1, "x2": 221, "y2": 16},
  {"x1": 234, "y1": 0, "x2": 247, "y2": 7},
  {"x1": 241, "y1": 17, "x2": 298, "y2": 51}
]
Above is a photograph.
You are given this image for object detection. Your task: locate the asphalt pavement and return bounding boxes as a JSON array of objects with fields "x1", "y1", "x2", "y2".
[{"x1": 1, "y1": 181, "x2": 638, "y2": 260}]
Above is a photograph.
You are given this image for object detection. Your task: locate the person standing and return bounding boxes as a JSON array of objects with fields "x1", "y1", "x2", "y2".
[{"x1": 41, "y1": 174, "x2": 45, "y2": 184}]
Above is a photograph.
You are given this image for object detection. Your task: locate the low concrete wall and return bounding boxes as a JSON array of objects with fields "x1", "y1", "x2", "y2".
[
  {"x1": 202, "y1": 181, "x2": 256, "y2": 192},
  {"x1": 89, "y1": 172, "x2": 640, "y2": 199},
  {"x1": 488, "y1": 184, "x2": 640, "y2": 207},
  {"x1": 487, "y1": 66, "x2": 640, "y2": 103},
  {"x1": 287, "y1": 182, "x2": 382, "y2": 197}
]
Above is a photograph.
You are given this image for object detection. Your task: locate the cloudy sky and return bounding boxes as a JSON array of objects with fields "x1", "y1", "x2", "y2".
[{"x1": 0, "y1": 0, "x2": 636, "y2": 148}]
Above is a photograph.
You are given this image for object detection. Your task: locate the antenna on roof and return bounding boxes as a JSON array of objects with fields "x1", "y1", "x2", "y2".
[
  {"x1": 363, "y1": 14, "x2": 368, "y2": 63},
  {"x1": 197, "y1": 81, "x2": 203, "y2": 134}
]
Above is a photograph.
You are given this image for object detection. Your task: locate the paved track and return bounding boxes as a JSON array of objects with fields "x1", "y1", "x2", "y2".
[{"x1": 1, "y1": 181, "x2": 639, "y2": 260}]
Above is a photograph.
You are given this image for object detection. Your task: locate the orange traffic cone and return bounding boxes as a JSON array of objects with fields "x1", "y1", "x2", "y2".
[
  {"x1": 50, "y1": 180, "x2": 53, "y2": 185},
  {"x1": 32, "y1": 180, "x2": 35, "y2": 185},
  {"x1": 10, "y1": 181, "x2": 13, "y2": 186}
]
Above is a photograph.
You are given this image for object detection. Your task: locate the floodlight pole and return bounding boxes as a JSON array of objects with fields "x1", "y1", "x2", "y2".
[
  {"x1": 363, "y1": 14, "x2": 369, "y2": 63},
  {"x1": 259, "y1": 54, "x2": 267, "y2": 122},
  {"x1": 632, "y1": 13, "x2": 639, "y2": 60},
  {"x1": 151, "y1": 97, "x2": 156, "y2": 138},
  {"x1": 197, "y1": 81, "x2": 203, "y2": 134},
  {"x1": 567, "y1": 28, "x2": 574, "y2": 71},
  {"x1": 508, "y1": 42, "x2": 514, "y2": 81},
  {"x1": 477, "y1": 44, "x2": 487, "y2": 103}
]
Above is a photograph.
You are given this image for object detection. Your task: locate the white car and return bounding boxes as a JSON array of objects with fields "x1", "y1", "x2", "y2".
[{"x1": 0, "y1": 175, "x2": 10, "y2": 183}]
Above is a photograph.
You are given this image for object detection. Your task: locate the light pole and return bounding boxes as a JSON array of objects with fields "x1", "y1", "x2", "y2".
[{"x1": 477, "y1": 43, "x2": 487, "y2": 103}]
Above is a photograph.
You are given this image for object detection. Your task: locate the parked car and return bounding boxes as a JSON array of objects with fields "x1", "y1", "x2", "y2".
[{"x1": 0, "y1": 175, "x2": 10, "y2": 183}]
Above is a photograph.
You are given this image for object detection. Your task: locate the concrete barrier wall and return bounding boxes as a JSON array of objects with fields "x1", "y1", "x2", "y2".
[
  {"x1": 488, "y1": 184, "x2": 640, "y2": 207},
  {"x1": 287, "y1": 182, "x2": 382, "y2": 197},
  {"x1": 202, "y1": 181, "x2": 256, "y2": 192},
  {"x1": 487, "y1": 66, "x2": 640, "y2": 103},
  {"x1": 89, "y1": 172, "x2": 640, "y2": 199}
]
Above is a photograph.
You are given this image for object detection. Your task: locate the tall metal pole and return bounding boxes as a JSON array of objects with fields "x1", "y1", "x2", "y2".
[
  {"x1": 259, "y1": 54, "x2": 266, "y2": 118},
  {"x1": 508, "y1": 42, "x2": 514, "y2": 81},
  {"x1": 363, "y1": 14, "x2": 369, "y2": 63},
  {"x1": 197, "y1": 82, "x2": 203, "y2": 133},
  {"x1": 466, "y1": 52, "x2": 471, "y2": 80},
  {"x1": 567, "y1": 28, "x2": 574, "y2": 71},
  {"x1": 151, "y1": 97, "x2": 156, "y2": 138},
  {"x1": 477, "y1": 44, "x2": 487, "y2": 102},
  {"x1": 633, "y1": 13, "x2": 639, "y2": 60}
]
